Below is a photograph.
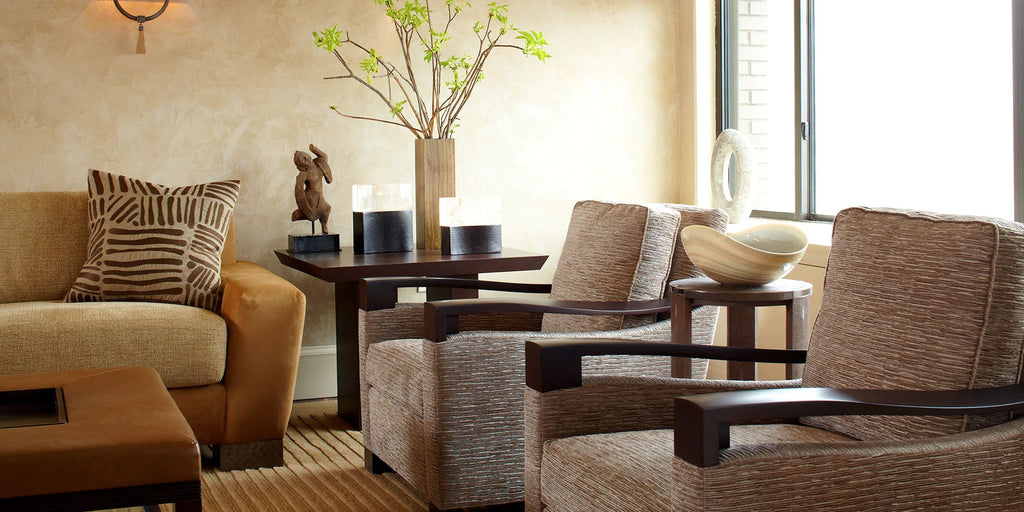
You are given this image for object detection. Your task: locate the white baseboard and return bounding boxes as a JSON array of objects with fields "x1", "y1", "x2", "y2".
[{"x1": 293, "y1": 345, "x2": 338, "y2": 400}]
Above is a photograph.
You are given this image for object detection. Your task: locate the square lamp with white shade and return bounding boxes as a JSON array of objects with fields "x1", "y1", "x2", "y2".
[
  {"x1": 352, "y1": 184, "x2": 414, "y2": 254},
  {"x1": 439, "y1": 196, "x2": 502, "y2": 255}
]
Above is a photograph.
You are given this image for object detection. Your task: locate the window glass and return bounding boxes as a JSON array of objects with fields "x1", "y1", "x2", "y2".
[{"x1": 813, "y1": 1, "x2": 1014, "y2": 219}]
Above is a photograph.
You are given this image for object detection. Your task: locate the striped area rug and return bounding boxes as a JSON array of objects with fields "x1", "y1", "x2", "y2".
[{"x1": 117, "y1": 399, "x2": 428, "y2": 512}]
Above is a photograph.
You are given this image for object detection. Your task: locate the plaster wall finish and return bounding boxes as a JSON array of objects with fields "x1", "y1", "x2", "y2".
[{"x1": 0, "y1": 0, "x2": 697, "y2": 347}]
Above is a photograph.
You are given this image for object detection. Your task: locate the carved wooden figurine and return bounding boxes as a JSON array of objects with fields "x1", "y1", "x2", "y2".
[{"x1": 292, "y1": 144, "x2": 333, "y2": 234}]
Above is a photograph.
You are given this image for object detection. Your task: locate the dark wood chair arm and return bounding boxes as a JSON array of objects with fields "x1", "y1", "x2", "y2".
[
  {"x1": 425, "y1": 298, "x2": 672, "y2": 343},
  {"x1": 674, "y1": 384, "x2": 1024, "y2": 468},
  {"x1": 525, "y1": 339, "x2": 806, "y2": 392},
  {"x1": 359, "y1": 276, "x2": 553, "y2": 311}
]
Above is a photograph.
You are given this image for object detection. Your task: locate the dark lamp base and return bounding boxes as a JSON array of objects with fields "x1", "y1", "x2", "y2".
[
  {"x1": 442, "y1": 225, "x2": 501, "y2": 255},
  {"x1": 354, "y1": 210, "x2": 414, "y2": 254}
]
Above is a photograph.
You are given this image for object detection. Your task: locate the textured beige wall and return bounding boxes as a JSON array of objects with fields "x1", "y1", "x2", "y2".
[{"x1": 0, "y1": 0, "x2": 696, "y2": 347}]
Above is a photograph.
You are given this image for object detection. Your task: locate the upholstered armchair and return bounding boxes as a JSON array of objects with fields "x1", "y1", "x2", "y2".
[
  {"x1": 357, "y1": 200, "x2": 728, "y2": 511},
  {"x1": 525, "y1": 206, "x2": 1024, "y2": 512}
]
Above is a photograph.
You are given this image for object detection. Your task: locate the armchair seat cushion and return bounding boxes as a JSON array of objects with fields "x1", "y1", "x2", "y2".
[
  {"x1": 541, "y1": 425, "x2": 855, "y2": 512},
  {"x1": 541, "y1": 429, "x2": 675, "y2": 512},
  {"x1": 365, "y1": 338, "x2": 424, "y2": 411},
  {"x1": 0, "y1": 301, "x2": 226, "y2": 388}
]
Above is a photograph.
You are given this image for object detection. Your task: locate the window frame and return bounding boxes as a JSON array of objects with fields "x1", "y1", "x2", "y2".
[{"x1": 716, "y1": 0, "x2": 1024, "y2": 223}]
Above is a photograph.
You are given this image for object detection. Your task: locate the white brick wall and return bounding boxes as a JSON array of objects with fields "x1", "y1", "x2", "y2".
[{"x1": 736, "y1": 0, "x2": 772, "y2": 186}]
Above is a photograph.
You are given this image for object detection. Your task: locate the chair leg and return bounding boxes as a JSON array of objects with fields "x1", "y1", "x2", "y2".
[
  {"x1": 206, "y1": 439, "x2": 284, "y2": 470},
  {"x1": 364, "y1": 446, "x2": 394, "y2": 474}
]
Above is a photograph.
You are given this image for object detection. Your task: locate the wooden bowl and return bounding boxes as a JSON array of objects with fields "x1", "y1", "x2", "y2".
[{"x1": 681, "y1": 223, "x2": 808, "y2": 285}]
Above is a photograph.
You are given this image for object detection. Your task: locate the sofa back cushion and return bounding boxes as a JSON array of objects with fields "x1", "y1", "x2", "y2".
[
  {"x1": 0, "y1": 191, "x2": 90, "y2": 303},
  {"x1": 0, "y1": 188, "x2": 238, "y2": 305},
  {"x1": 801, "y1": 207, "x2": 1024, "y2": 440},
  {"x1": 542, "y1": 201, "x2": 680, "y2": 333}
]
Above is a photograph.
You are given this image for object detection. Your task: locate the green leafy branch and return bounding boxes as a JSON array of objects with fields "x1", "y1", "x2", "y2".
[{"x1": 314, "y1": 0, "x2": 549, "y2": 139}]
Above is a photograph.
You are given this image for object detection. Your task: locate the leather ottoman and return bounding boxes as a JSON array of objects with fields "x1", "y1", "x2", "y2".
[{"x1": 0, "y1": 367, "x2": 201, "y2": 511}]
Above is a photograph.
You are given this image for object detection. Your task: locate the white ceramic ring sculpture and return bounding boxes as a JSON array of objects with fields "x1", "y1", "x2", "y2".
[{"x1": 711, "y1": 129, "x2": 758, "y2": 223}]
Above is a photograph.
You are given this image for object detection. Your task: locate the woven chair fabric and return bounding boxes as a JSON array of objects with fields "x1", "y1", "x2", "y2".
[
  {"x1": 543, "y1": 201, "x2": 681, "y2": 332},
  {"x1": 802, "y1": 207, "x2": 1024, "y2": 440}
]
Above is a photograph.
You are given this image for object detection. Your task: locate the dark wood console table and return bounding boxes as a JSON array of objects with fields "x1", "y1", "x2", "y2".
[
  {"x1": 275, "y1": 248, "x2": 548, "y2": 428},
  {"x1": 670, "y1": 277, "x2": 812, "y2": 381}
]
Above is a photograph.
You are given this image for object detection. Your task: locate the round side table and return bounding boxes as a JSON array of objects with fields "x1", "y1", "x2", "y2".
[{"x1": 670, "y1": 277, "x2": 812, "y2": 380}]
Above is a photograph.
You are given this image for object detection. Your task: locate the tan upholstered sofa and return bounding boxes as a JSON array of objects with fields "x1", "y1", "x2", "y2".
[{"x1": 0, "y1": 191, "x2": 306, "y2": 470}]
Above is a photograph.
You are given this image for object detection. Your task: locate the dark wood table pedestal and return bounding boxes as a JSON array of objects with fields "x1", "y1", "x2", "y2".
[
  {"x1": 275, "y1": 248, "x2": 548, "y2": 428},
  {"x1": 670, "y1": 277, "x2": 812, "y2": 381}
]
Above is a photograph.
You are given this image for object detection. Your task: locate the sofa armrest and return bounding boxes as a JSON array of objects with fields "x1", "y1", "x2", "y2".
[{"x1": 219, "y1": 261, "x2": 306, "y2": 443}]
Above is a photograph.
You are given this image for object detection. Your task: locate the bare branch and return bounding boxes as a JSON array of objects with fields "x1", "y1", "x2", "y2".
[
  {"x1": 439, "y1": 15, "x2": 495, "y2": 135},
  {"x1": 331, "y1": 109, "x2": 423, "y2": 136},
  {"x1": 346, "y1": 36, "x2": 420, "y2": 93},
  {"x1": 343, "y1": 35, "x2": 429, "y2": 134},
  {"x1": 329, "y1": 49, "x2": 420, "y2": 135},
  {"x1": 393, "y1": 20, "x2": 430, "y2": 132}
]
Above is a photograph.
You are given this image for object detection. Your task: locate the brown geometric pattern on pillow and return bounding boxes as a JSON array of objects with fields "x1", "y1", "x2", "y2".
[{"x1": 64, "y1": 170, "x2": 240, "y2": 312}]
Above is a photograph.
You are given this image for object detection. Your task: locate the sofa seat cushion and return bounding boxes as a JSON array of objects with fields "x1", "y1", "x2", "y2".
[
  {"x1": 0, "y1": 301, "x2": 226, "y2": 388},
  {"x1": 540, "y1": 425, "x2": 855, "y2": 512},
  {"x1": 365, "y1": 338, "x2": 424, "y2": 412}
]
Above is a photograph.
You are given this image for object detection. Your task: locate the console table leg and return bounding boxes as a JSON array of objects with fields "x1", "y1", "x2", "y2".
[{"x1": 335, "y1": 280, "x2": 361, "y2": 429}]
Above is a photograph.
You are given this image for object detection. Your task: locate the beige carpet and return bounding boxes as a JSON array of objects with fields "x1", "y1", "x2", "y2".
[{"x1": 116, "y1": 399, "x2": 428, "y2": 511}]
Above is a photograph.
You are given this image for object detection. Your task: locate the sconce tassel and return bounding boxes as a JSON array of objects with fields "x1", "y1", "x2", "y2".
[
  {"x1": 113, "y1": 0, "x2": 166, "y2": 55},
  {"x1": 136, "y1": 22, "x2": 146, "y2": 54}
]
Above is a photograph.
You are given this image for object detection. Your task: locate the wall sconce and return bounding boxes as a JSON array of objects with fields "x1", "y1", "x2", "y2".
[{"x1": 112, "y1": 0, "x2": 169, "y2": 54}]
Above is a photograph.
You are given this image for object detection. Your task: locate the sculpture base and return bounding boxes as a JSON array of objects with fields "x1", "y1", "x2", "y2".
[
  {"x1": 288, "y1": 234, "x2": 341, "y2": 253},
  {"x1": 354, "y1": 211, "x2": 414, "y2": 254},
  {"x1": 442, "y1": 225, "x2": 502, "y2": 255}
]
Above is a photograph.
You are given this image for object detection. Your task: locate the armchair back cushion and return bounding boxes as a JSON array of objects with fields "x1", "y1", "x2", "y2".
[
  {"x1": 661, "y1": 204, "x2": 729, "y2": 287},
  {"x1": 801, "y1": 207, "x2": 1024, "y2": 441},
  {"x1": 542, "y1": 201, "x2": 681, "y2": 333}
]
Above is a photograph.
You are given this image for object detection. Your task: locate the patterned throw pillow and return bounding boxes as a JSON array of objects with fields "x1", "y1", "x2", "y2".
[{"x1": 64, "y1": 170, "x2": 240, "y2": 312}]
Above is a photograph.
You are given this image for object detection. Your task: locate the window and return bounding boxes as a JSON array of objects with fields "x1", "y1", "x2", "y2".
[{"x1": 718, "y1": 0, "x2": 1024, "y2": 222}]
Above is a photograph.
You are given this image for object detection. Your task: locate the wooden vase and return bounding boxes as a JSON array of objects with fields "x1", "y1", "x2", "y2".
[{"x1": 415, "y1": 138, "x2": 456, "y2": 250}]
